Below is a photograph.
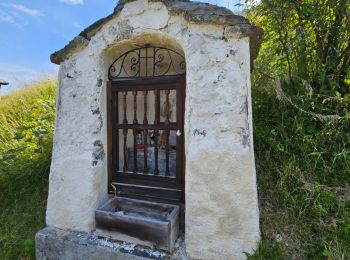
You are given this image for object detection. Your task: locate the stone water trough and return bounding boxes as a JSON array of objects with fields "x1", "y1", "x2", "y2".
[{"x1": 95, "y1": 197, "x2": 180, "y2": 252}]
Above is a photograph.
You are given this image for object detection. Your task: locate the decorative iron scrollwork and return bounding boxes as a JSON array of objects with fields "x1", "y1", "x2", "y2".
[{"x1": 108, "y1": 46, "x2": 186, "y2": 80}]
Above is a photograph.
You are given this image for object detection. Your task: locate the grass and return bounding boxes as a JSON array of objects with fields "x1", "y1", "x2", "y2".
[
  {"x1": 0, "y1": 78, "x2": 349, "y2": 259},
  {"x1": 248, "y1": 82, "x2": 350, "y2": 259},
  {"x1": 0, "y1": 81, "x2": 56, "y2": 259}
]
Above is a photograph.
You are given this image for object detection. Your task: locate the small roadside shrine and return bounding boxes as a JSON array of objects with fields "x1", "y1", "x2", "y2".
[{"x1": 36, "y1": 0, "x2": 262, "y2": 259}]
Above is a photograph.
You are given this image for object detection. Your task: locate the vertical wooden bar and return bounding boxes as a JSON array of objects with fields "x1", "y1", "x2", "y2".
[
  {"x1": 122, "y1": 91, "x2": 128, "y2": 172},
  {"x1": 154, "y1": 131, "x2": 159, "y2": 175},
  {"x1": 107, "y1": 81, "x2": 113, "y2": 193},
  {"x1": 154, "y1": 89, "x2": 160, "y2": 175},
  {"x1": 155, "y1": 90, "x2": 160, "y2": 123},
  {"x1": 143, "y1": 91, "x2": 148, "y2": 173},
  {"x1": 114, "y1": 87, "x2": 119, "y2": 174},
  {"x1": 132, "y1": 91, "x2": 138, "y2": 173},
  {"x1": 165, "y1": 90, "x2": 170, "y2": 176},
  {"x1": 176, "y1": 78, "x2": 185, "y2": 188}
]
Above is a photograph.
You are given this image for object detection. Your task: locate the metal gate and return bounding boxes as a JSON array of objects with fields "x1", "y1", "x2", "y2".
[{"x1": 107, "y1": 46, "x2": 186, "y2": 203}]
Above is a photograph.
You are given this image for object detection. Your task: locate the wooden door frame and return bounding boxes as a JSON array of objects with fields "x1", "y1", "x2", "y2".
[{"x1": 107, "y1": 75, "x2": 186, "y2": 203}]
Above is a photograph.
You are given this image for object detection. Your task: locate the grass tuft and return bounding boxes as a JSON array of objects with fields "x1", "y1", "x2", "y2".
[{"x1": 0, "y1": 81, "x2": 56, "y2": 259}]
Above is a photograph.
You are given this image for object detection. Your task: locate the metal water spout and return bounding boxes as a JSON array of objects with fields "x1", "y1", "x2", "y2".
[{"x1": 110, "y1": 183, "x2": 120, "y2": 198}]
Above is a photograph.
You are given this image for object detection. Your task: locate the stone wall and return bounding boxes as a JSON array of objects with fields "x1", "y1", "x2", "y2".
[{"x1": 46, "y1": 0, "x2": 261, "y2": 259}]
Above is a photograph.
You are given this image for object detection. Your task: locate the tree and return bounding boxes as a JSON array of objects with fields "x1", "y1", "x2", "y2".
[{"x1": 246, "y1": 0, "x2": 350, "y2": 95}]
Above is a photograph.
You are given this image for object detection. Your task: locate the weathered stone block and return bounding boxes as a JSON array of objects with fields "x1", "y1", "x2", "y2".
[{"x1": 36, "y1": 227, "x2": 187, "y2": 260}]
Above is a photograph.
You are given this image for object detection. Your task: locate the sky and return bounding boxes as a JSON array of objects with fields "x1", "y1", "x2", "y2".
[{"x1": 0, "y1": 0, "x2": 250, "y2": 94}]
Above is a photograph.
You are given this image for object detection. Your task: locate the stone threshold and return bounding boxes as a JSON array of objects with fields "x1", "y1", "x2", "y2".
[{"x1": 35, "y1": 227, "x2": 187, "y2": 260}]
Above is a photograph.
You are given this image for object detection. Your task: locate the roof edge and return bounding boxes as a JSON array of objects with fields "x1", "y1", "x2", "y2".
[{"x1": 50, "y1": 0, "x2": 262, "y2": 65}]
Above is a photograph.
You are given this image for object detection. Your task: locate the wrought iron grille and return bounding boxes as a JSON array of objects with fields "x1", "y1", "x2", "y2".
[{"x1": 108, "y1": 46, "x2": 186, "y2": 80}]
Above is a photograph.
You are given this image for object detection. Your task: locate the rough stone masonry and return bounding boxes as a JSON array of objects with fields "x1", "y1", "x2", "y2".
[{"x1": 39, "y1": 0, "x2": 263, "y2": 259}]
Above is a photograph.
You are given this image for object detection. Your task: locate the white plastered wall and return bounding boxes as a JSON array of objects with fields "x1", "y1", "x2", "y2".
[{"x1": 46, "y1": 0, "x2": 260, "y2": 259}]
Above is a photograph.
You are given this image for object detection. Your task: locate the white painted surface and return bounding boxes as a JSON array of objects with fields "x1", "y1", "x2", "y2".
[{"x1": 46, "y1": 0, "x2": 260, "y2": 258}]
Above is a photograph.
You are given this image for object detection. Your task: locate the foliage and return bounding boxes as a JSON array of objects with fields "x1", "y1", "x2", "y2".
[
  {"x1": 246, "y1": 0, "x2": 350, "y2": 96},
  {"x1": 239, "y1": 0, "x2": 350, "y2": 258},
  {"x1": 0, "y1": 81, "x2": 56, "y2": 259},
  {"x1": 247, "y1": 85, "x2": 350, "y2": 259}
]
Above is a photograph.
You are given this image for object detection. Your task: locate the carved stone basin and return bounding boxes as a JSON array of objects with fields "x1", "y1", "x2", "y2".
[{"x1": 95, "y1": 197, "x2": 180, "y2": 251}]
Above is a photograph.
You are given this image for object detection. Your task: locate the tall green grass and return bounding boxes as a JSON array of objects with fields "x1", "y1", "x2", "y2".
[
  {"x1": 249, "y1": 84, "x2": 350, "y2": 259},
  {"x1": 0, "y1": 81, "x2": 56, "y2": 259}
]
